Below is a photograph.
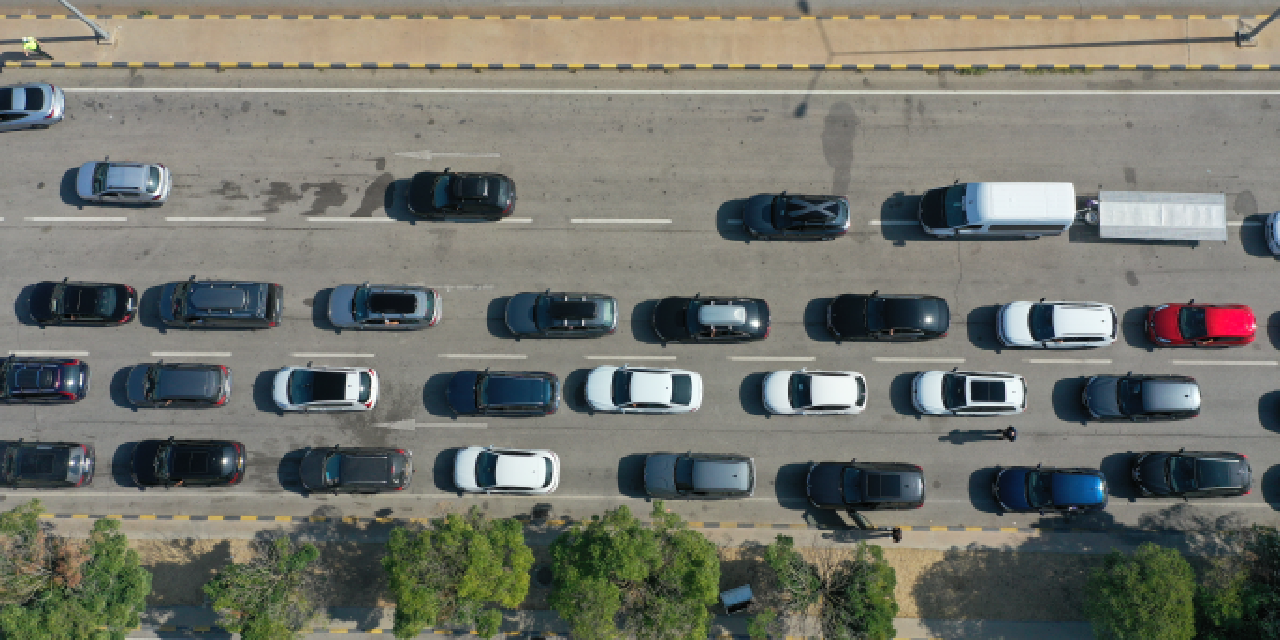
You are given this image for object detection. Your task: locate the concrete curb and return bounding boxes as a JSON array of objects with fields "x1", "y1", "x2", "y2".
[{"x1": 5, "y1": 61, "x2": 1279, "y2": 69}]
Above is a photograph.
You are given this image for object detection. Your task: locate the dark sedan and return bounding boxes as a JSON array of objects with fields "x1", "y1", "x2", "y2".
[
  {"x1": 447, "y1": 370, "x2": 559, "y2": 416},
  {"x1": 644, "y1": 453, "x2": 754, "y2": 499},
  {"x1": 651, "y1": 296, "x2": 770, "y2": 343},
  {"x1": 827, "y1": 292, "x2": 949, "y2": 341},
  {"x1": 807, "y1": 460, "x2": 925, "y2": 510},
  {"x1": 0, "y1": 440, "x2": 94, "y2": 488},
  {"x1": 299, "y1": 446, "x2": 413, "y2": 494},
  {"x1": 993, "y1": 465, "x2": 1107, "y2": 515},
  {"x1": 743, "y1": 193, "x2": 850, "y2": 240},
  {"x1": 1132, "y1": 449, "x2": 1251, "y2": 498},
  {"x1": 0, "y1": 357, "x2": 89, "y2": 404},
  {"x1": 504, "y1": 291, "x2": 618, "y2": 338},
  {"x1": 127, "y1": 362, "x2": 231, "y2": 408},
  {"x1": 1082, "y1": 374, "x2": 1199, "y2": 421},
  {"x1": 131, "y1": 437, "x2": 244, "y2": 487},
  {"x1": 29, "y1": 279, "x2": 137, "y2": 326},
  {"x1": 406, "y1": 169, "x2": 516, "y2": 219}
]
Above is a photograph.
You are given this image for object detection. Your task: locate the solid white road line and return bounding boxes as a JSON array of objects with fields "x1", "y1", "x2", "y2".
[
  {"x1": 306, "y1": 217, "x2": 396, "y2": 223},
  {"x1": 728, "y1": 356, "x2": 816, "y2": 362},
  {"x1": 585, "y1": 355, "x2": 678, "y2": 361},
  {"x1": 570, "y1": 218, "x2": 672, "y2": 224},
  {"x1": 66, "y1": 88, "x2": 1280, "y2": 96},
  {"x1": 8, "y1": 350, "x2": 89, "y2": 357},
  {"x1": 24, "y1": 216, "x2": 128, "y2": 222},
  {"x1": 498, "y1": 218, "x2": 533, "y2": 224},
  {"x1": 1169, "y1": 359, "x2": 1278, "y2": 366},
  {"x1": 290, "y1": 353, "x2": 375, "y2": 359},
  {"x1": 439, "y1": 353, "x2": 528, "y2": 359},
  {"x1": 868, "y1": 220, "x2": 918, "y2": 226},
  {"x1": 374, "y1": 419, "x2": 487, "y2": 430},
  {"x1": 873, "y1": 356, "x2": 965, "y2": 363},
  {"x1": 150, "y1": 351, "x2": 232, "y2": 358},
  {"x1": 394, "y1": 151, "x2": 501, "y2": 161},
  {"x1": 1226, "y1": 221, "x2": 1262, "y2": 227},
  {"x1": 1024, "y1": 358, "x2": 1113, "y2": 365},
  {"x1": 165, "y1": 216, "x2": 266, "y2": 222}
]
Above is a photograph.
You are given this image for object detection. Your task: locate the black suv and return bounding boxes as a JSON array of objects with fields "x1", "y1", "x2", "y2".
[
  {"x1": 407, "y1": 169, "x2": 516, "y2": 220},
  {"x1": 0, "y1": 357, "x2": 89, "y2": 404},
  {"x1": 807, "y1": 460, "x2": 925, "y2": 511},
  {"x1": 743, "y1": 193, "x2": 851, "y2": 240},
  {"x1": 652, "y1": 296, "x2": 770, "y2": 343},
  {"x1": 29, "y1": 279, "x2": 137, "y2": 326},
  {"x1": 827, "y1": 292, "x2": 950, "y2": 341},
  {"x1": 447, "y1": 370, "x2": 560, "y2": 416},
  {"x1": 0, "y1": 440, "x2": 94, "y2": 488},
  {"x1": 299, "y1": 446, "x2": 413, "y2": 494},
  {"x1": 126, "y1": 362, "x2": 231, "y2": 408},
  {"x1": 504, "y1": 291, "x2": 618, "y2": 338},
  {"x1": 159, "y1": 277, "x2": 283, "y2": 329},
  {"x1": 131, "y1": 437, "x2": 245, "y2": 487},
  {"x1": 1132, "y1": 449, "x2": 1251, "y2": 499}
]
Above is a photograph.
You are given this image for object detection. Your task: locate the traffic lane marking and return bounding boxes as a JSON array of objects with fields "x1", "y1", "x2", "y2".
[
  {"x1": 585, "y1": 355, "x2": 677, "y2": 360},
  {"x1": 8, "y1": 350, "x2": 89, "y2": 357},
  {"x1": 1169, "y1": 359, "x2": 1278, "y2": 366},
  {"x1": 150, "y1": 351, "x2": 232, "y2": 357},
  {"x1": 165, "y1": 216, "x2": 266, "y2": 222},
  {"x1": 306, "y1": 217, "x2": 396, "y2": 223},
  {"x1": 24, "y1": 216, "x2": 128, "y2": 222},
  {"x1": 570, "y1": 218, "x2": 672, "y2": 224}
]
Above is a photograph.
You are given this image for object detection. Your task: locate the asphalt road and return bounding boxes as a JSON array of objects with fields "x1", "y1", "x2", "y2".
[{"x1": 1, "y1": 69, "x2": 1279, "y2": 533}]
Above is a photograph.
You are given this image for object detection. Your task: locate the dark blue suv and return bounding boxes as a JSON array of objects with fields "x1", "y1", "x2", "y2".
[
  {"x1": 993, "y1": 465, "x2": 1107, "y2": 515},
  {"x1": 447, "y1": 370, "x2": 559, "y2": 416}
]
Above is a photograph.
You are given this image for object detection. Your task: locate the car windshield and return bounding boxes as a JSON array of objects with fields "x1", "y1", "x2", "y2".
[
  {"x1": 841, "y1": 468, "x2": 861, "y2": 504},
  {"x1": 864, "y1": 297, "x2": 885, "y2": 332},
  {"x1": 323, "y1": 452, "x2": 341, "y2": 486},
  {"x1": 674, "y1": 457, "x2": 695, "y2": 491},
  {"x1": 475, "y1": 451, "x2": 498, "y2": 488},
  {"x1": 432, "y1": 175, "x2": 455, "y2": 209},
  {"x1": 942, "y1": 373, "x2": 966, "y2": 410},
  {"x1": 543, "y1": 458, "x2": 555, "y2": 488},
  {"x1": 0, "y1": 447, "x2": 15, "y2": 482},
  {"x1": 612, "y1": 370, "x2": 630, "y2": 404},
  {"x1": 92, "y1": 163, "x2": 109, "y2": 194},
  {"x1": 146, "y1": 167, "x2": 161, "y2": 192},
  {"x1": 789, "y1": 374, "x2": 813, "y2": 409},
  {"x1": 1118, "y1": 378, "x2": 1143, "y2": 415},
  {"x1": 144, "y1": 366, "x2": 160, "y2": 396},
  {"x1": 1025, "y1": 470, "x2": 1052, "y2": 508},
  {"x1": 1178, "y1": 307, "x2": 1208, "y2": 340},
  {"x1": 670, "y1": 374, "x2": 693, "y2": 406},
  {"x1": 1028, "y1": 304, "x2": 1055, "y2": 341},
  {"x1": 943, "y1": 185, "x2": 967, "y2": 227},
  {"x1": 358, "y1": 373, "x2": 373, "y2": 403},
  {"x1": 1167, "y1": 455, "x2": 1197, "y2": 492}
]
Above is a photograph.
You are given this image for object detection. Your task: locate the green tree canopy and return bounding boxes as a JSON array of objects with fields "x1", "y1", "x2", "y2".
[
  {"x1": 549, "y1": 503, "x2": 719, "y2": 640},
  {"x1": 383, "y1": 508, "x2": 533, "y2": 639},
  {"x1": 1195, "y1": 525, "x2": 1280, "y2": 640},
  {"x1": 203, "y1": 536, "x2": 322, "y2": 640},
  {"x1": 1085, "y1": 542, "x2": 1195, "y2": 640}
]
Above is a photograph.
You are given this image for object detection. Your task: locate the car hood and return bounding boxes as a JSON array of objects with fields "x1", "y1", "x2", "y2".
[
  {"x1": 1205, "y1": 307, "x2": 1256, "y2": 338},
  {"x1": 75, "y1": 162, "x2": 98, "y2": 199},
  {"x1": 273, "y1": 368, "x2": 294, "y2": 409},
  {"x1": 807, "y1": 463, "x2": 846, "y2": 506},
  {"x1": 447, "y1": 371, "x2": 480, "y2": 414},
  {"x1": 1051, "y1": 473, "x2": 1107, "y2": 508},
  {"x1": 827, "y1": 295, "x2": 869, "y2": 337},
  {"x1": 762, "y1": 371, "x2": 794, "y2": 414},
  {"x1": 299, "y1": 449, "x2": 327, "y2": 490},
  {"x1": 652, "y1": 298, "x2": 692, "y2": 341},
  {"x1": 328, "y1": 285, "x2": 358, "y2": 327},
  {"x1": 996, "y1": 469, "x2": 1032, "y2": 510},
  {"x1": 585, "y1": 366, "x2": 618, "y2": 411},
  {"x1": 1135, "y1": 454, "x2": 1172, "y2": 494},
  {"x1": 999, "y1": 302, "x2": 1035, "y2": 345},
  {"x1": 504, "y1": 293, "x2": 541, "y2": 335},
  {"x1": 454, "y1": 447, "x2": 483, "y2": 491},
  {"x1": 913, "y1": 371, "x2": 947, "y2": 413},
  {"x1": 644, "y1": 454, "x2": 678, "y2": 494},
  {"x1": 131, "y1": 440, "x2": 163, "y2": 485},
  {"x1": 1149, "y1": 305, "x2": 1180, "y2": 341},
  {"x1": 158, "y1": 283, "x2": 179, "y2": 324},
  {"x1": 743, "y1": 194, "x2": 776, "y2": 233},
  {"x1": 126, "y1": 365, "x2": 151, "y2": 405},
  {"x1": 28, "y1": 282, "x2": 56, "y2": 323},
  {"x1": 1084, "y1": 377, "x2": 1123, "y2": 417}
]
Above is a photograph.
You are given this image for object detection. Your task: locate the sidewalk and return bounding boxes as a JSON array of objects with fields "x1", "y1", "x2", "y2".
[{"x1": 1, "y1": 12, "x2": 1278, "y2": 69}]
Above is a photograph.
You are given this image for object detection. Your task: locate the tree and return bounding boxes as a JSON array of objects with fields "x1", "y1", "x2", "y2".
[
  {"x1": 383, "y1": 508, "x2": 532, "y2": 639},
  {"x1": 0, "y1": 499, "x2": 50, "y2": 606},
  {"x1": 752, "y1": 535, "x2": 897, "y2": 640},
  {"x1": 0, "y1": 503, "x2": 152, "y2": 640},
  {"x1": 1084, "y1": 542, "x2": 1195, "y2": 640},
  {"x1": 549, "y1": 503, "x2": 719, "y2": 640},
  {"x1": 203, "y1": 536, "x2": 322, "y2": 640},
  {"x1": 1195, "y1": 526, "x2": 1280, "y2": 640}
]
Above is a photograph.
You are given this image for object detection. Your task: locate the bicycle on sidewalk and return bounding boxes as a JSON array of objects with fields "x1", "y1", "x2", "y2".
[{"x1": 22, "y1": 37, "x2": 53, "y2": 60}]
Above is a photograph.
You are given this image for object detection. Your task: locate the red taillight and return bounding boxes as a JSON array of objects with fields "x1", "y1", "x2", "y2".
[
  {"x1": 763, "y1": 326, "x2": 771, "y2": 339},
  {"x1": 60, "y1": 391, "x2": 75, "y2": 399},
  {"x1": 939, "y1": 332, "x2": 948, "y2": 338},
  {"x1": 395, "y1": 485, "x2": 406, "y2": 490},
  {"x1": 396, "y1": 449, "x2": 406, "y2": 455},
  {"x1": 215, "y1": 396, "x2": 227, "y2": 406},
  {"x1": 502, "y1": 200, "x2": 514, "y2": 215},
  {"x1": 151, "y1": 194, "x2": 162, "y2": 200},
  {"x1": 269, "y1": 322, "x2": 278, "y2": 327},
  {"x1": 119, "y1": 314, "x2": 131, "y2": 324}
]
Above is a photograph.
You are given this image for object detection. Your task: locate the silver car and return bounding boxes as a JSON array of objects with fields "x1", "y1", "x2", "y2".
[
  {"x1": 328, "y1": 283, "x2": 441, "y2": 330},
  {"x1": 76, "y1": 161, "x2": 172, "y2": 205},
  {"x1": 0, "y1": 83, "x2": 64, "y2": 131}
]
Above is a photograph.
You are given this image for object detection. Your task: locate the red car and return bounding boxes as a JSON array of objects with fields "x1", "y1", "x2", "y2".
[{"x1": 1146, "y1": 301, "x2": 1256, "y2": 347}]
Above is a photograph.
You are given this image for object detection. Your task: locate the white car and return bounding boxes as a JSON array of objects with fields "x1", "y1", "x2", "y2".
[
  {"x1": 75, "y1": 161, "x2": 172, "y2": 205},
  {"x1": 997, "y1": 300, "x2": 1116, "y2": 349},
  {"x1": 762, "y1": 369, "x2": 867, "y2": 415},
  {"x1": 585, "y1": 365, "x2": 702, "y2": 414},
  {"x1": 272, "y1": 366, "x2": 378, "y2": 412},
  {"x1": 1267, "y1": 211, "x2": 1280, "y2": 255},
  {"x1": 454, "y1": 446, "x2": 560, "y2": 494},
  {"x1": 912, "y1": 370, "x2": 1026, "y2": 416}
]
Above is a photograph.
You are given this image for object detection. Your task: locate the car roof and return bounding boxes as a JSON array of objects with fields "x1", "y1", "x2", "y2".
[
  {"x1": 169, "y1": 442, "x2": 235, "y2": 477},
  {"x1": 493, "y1": 451, "x2": 549, "y2": 489},
  {"x1": 697, "y1": 304, "x2": 746, "y2": 326},
  {"x1": 156, "y1": 366, "x2": 219, "y2": 400},
  {"x1": 862, "y1": 468, "x2": 925, "y2": 502},
  {"x1": 628, "y1": 371, "x2": 675, "y2": 404},
  {"x1": 1203, "y1": 306, "x2": 1256, "y2": 337},
  {"x1": 103, "y1": 164, "x2": 151, "y2": 191},
  {"x1": 1050, "y1": 303, "x2": 1113, "y2": 337},
  {"x1": 339, "y1": 452, "x2": 396, "y2": 483},
  {"x1": 879, "y1": 295, "x2": 949, "y2": 332},
  {"x1": 691, "y1": 458, "x2": 752, "y2": 492},
  {"x1": 1141, "y1": 379, "x2": 1200, "y2": 412},
  {"x1": 807, "y1": 373, "x2": 859, "y2": 406},
  {"x1": 1049, "y1": 470, "x2": 1106, "y2": 506},
  {"x1": 484, "y1": 373, "x2": 549, "y2": 406},
  {"x1": 189, "y1": 286, "x2": 249, "y2": 310},
  {"x1": 960, "y1": 373, "x2": 1021, "y2": 405}
]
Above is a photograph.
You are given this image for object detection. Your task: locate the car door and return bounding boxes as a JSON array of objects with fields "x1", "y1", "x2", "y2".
[{"x1": 0, "y1": 112, "x2": 28, "y2": 132}]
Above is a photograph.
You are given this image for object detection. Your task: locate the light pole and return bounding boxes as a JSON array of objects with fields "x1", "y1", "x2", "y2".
[
  {"x1": 1238, "y1": 7, "x2": 1280, "y2": 47},
  {"x1": 56, "y1": 0, "x2": 111, "y2": 44}
]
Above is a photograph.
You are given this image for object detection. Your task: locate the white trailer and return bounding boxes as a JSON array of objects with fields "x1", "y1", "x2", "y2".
[{"x1": 1082, "y1": 191, "x2": 1227, "y2": 242}]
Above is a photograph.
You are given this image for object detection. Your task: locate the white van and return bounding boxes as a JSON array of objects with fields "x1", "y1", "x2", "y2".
[{"x1": 918, "y1": 182, "x2": 1076, "y2": 238}]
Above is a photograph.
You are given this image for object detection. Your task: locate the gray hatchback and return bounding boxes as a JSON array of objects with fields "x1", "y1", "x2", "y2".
[
  {"x1": 1083, "y1": 374, "x2": 1200, "y2": 421},
  {"x1": 328, "y1": 283, "x2": 440, "y2": 330},
  {"x1": 127, "y1": 362, "x2": 231, "y2": 408},
  {"x1": 0, "y1": 83, "x2": 64, "y2": 131},
  {"x1": 76, "y1": 161, "x2": 172, "y2": 206},
  {"x1": 644, "y1": 453, "x2": 755, "y2": 499}
]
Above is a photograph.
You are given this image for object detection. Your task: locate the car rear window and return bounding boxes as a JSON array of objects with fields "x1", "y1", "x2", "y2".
[
  {"x1": 24, "y1": 88, "x2": 44, "y2": 111},
  {"x1": 147, "y1": 167, "x2": 161, "y2": 192},
  {"x1": 369, "y1": 293, "x2": 416, "y2": 315},
  {"x1": 359, "y1": 373, "x2": 373, "y2": 403},
  {"x1": 0, "y1": 88, "x2": 14, "y2": 110},
  {"x1": 670, "y1": 374, "x2": 693, "y2": 406}
]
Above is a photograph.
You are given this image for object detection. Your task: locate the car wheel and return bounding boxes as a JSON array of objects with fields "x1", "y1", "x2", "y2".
[{"x1": 33, "y1": 124, "x2": 50, "y2": 130}]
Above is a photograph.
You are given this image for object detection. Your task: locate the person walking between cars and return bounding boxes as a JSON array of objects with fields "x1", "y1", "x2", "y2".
[
  {"x1": 22, "y1": 37, "x2": 50, "y2": 59},
  {"x1": 997, "y1": 426, "x2": 1017, "y2": 443}
]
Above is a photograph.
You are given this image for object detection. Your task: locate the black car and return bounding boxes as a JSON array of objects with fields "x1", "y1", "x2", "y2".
[
  {"x1": 1132, "y1": 449, "x2": 1251, "y2": 499},
  {"x1": 447, "y1": 370, "x2": 559, "y2": 416},
  {"x1": 131, "y1": 437, "x2": 245, "y2": 487},
  {"x1": 29, "y1": 279, "x2": 137, "y2": 326},
  {"x1": 651, "y1": 296, "x2": 770, "y2": 343},
  {"x1": 299, "y1": 446, "x2": 413, "y2": 494},
  {"x1": 126, "y1": 362, "x2": 231, "y2": 408},
  {"x1": 0, "y1": 440, "x2": 94, "y2": 488},
  {"x1": 0, "y1": 357, "x2": 89, "y2": 404},
  {"x1": 807, "y1": 460, "x2": 925, "y2": 511},
  {"x1": 159, "y1": 277, "x2": 283, "y2": 329},
  {"x1": 743, "y1": 193, "x2": 850, "y2": 240},
  {"x1": 827, "y1": 292, "x2": 950, "y2": 341},
  {"x1": 504, "y1": 291, "x2": 618, "y2": 338},
  {"x1": 1082, "y1": 374, "x2": 1200, "y2": 421},
  {"x1": 406, "y1": 169, "x2": 516, "y2": 220}
]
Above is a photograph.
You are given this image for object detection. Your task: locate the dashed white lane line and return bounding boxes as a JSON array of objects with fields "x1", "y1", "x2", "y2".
[
  {"x1": 1227, "y1": 221, "x2": 1261, "y2": 227},
  {"x1": 306, "y1": 217, "x2": 396, "y2": 223},
  {"x1": 1170, "y1": 359, "x2": 1278, "y2": 366},
  {"x1": 570, "y1": 218, "x2": 672, "y2": 224},
  {"x1": 8, "y1": 350, "x2": 89, "y2": 357},
  {"x1": 868, "y1": 220, "x2": 919, "y2": 226},
  {"x1": 374, "y1": 419, "x2": 487, "y2": 430},
  {"x1": 585, "y1": 355, "x2": 678, "y2": 361},
  {"x1": 439, "y1": 353, "x2": 528, "y2": 359},
  {"x1": 498, "y1": 218, "x2": 533, "y2": 224},
  {"x1": 728, "y1": 356, "x2": 816, "y2": 362},
  {"x1": 150, "y1": 351, "x2": 232, "y2": 358},
  {"x1": 1025, "y1": 358, "x2": 1113, "y2": 365},
  {"x1": 290, "y1": 353, "x2": 375, "y2": 359},
  {"x1": 166, "y1": 217, "x2": 266, "y2": 222},
  {"x1": 873, "y1": 356, "x2": 965, "y2": 363},
  {"x1": 25, "y1": 216, "x2": 128, "y2": 222}
]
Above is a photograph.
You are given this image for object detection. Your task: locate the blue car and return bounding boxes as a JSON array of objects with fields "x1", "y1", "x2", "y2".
[
  {"x1": 992, "y1": 465, "x2": 1107, "y2": 515},
  {"x1": 447, "y1": 370, "x2": 559, "y2": 417}
]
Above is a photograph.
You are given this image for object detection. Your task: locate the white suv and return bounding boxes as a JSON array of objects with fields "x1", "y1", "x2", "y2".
[
  {"x1": 997, "y1": 300, "x2": 1116, "y2": 349},
  {"x1": 913, "y1": 370, "x2": 1026, "y2": 416}
]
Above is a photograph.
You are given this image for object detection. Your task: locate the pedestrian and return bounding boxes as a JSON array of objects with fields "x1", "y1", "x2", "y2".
[
  {"x1": 22, "y1": 37, "x2": 49, "y2": 59},
  {"x1": 1000, "y1": 426, "x2": 1017, "y2": 442},
  {"x1": 891, "y1": 527, "x2": 903, "y2": 544}
]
